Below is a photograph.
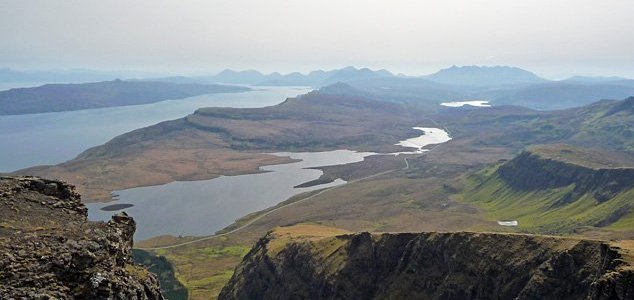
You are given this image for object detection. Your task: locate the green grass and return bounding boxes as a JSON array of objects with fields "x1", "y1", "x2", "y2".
[
  {"x1": 195, "y1": 246, "x2": 251, "y2": 258},
  {"x1": 187, "y1": 270, "x2": 235, "y2": 290},
  {"x1": 460, "y1": 165, "x2": 634, "y2": 235},
  {"x1": 133, "y1": 249, "x2": 189, "y2": 300},
  {"x1": 155, "y1": 243, "x2": 253, "y2": 300}
]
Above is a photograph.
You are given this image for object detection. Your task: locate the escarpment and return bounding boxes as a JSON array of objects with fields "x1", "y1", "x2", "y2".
[
  {"x1": 463, "y1": 144, "x2": 634, "y2": 234},
  {"x1": 0, "y1": 176, "x2": 164, "y2": 299},
  {"x1": 497, "y1": 145, "x2": 634, "y2": 203},
  {"x1": 220, "y1": 230, "x2": 634, "y2": 300}
]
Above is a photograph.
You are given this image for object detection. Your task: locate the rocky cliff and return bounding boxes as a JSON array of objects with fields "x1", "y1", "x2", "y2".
[
  {"x1": 0, "y1": 176, "x2": 164, "y2": 299},
  {"x1": 462, "y1": 144, "x2": 634, "y2": 234},
  {"x1": 220, "y1": 229, "x2": 634, "y2": 300},
  {"x1": 497, "y1": 145, "x2": 634, "y2": 203}
]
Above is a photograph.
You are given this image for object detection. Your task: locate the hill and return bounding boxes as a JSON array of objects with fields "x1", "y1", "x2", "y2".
[
  {"x1": 426, "y1": 65, "x2": 547, "y2": 87},
  {"x1": 322, "y1": 77, "x2": 634, "y2": 110},
  {"x1": 209, "y1": 69, "x2": 276, "y2": 84},
  {"x1": 487, "y1": 82, "x2": 634, "y2": 110},
  {"x1": 0, "y1": 176, "x2": 164, "y2": 298},
  {"x1": 256, "y1": 66, "x2": 394, "y2": 86},
  {"x1": 0, "y1": 67, "x2": 133, "y2": 84},
  {"x1": 123, "y1": 95, "x2": 634, "y2": 299},
  {"x1": 220, "y1": 225, "x2": 634, "y2": 300},
  {"x1": 434, "y1": 96, "x2": 634, "y2": 154},
  {"x1": 14, "y1": 91, "x2": 423, "y2": 202},
  {"x1": 329, "y1": 77, "x2": 470, "y2": 108},
  {"x1": 0, "y1": 80, "x2": 249, "y2": 115},
  {"x1": 460, "y1": 144, "x2": 634, "y2": 235},
  {"x1": 563, "y1": 76, "x2": 631, "y2": 83}
]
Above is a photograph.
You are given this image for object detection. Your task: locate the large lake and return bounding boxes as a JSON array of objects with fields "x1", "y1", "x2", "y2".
[
  {"x1": 87, "y1": 150, "x2": 374, "y2": 240},
  {"x1": 0, "y1": 86, "x2": 309, "y2": 172},
  {"x1": 87, "y1": 128, "x2": 452, "y2": 240}
]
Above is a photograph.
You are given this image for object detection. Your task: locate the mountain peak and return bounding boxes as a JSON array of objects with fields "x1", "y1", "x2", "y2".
[{"x1": 427, "y1": 65, "x2": 546, "y2": 87}]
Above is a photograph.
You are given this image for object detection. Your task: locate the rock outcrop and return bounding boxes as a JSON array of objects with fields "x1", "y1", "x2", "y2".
[
  {"x1": 497, "y1": 145, "x2": 634, "y2": 203},
  {"x1": 220, "y1": 230, "x2": 634, "y2": 300},
  {"x1": 0, "y1": 176, "x2": 164, "y2": 299}
]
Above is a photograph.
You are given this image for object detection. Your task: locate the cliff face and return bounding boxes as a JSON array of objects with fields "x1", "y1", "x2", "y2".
[
  {"x1": 497, "y1": 147, "x2": 634, "y2": 203},
  {"x1": 0, "y1": 176, "x2": 164, "y2": 299},
  {"x1": 462, "y1": 145, "x2": 634, "y2": 234},
  {"x1": 220, "y1": 230, "x2": 634, "y2": 300}
]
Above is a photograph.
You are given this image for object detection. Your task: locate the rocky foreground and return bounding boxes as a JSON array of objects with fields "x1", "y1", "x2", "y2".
[
  {"x1": 0, "y1": 176, "x2": 163, "y2": 299},
  {"x1": 220, "y1": 226, "x2": 634, "y2": 300}
]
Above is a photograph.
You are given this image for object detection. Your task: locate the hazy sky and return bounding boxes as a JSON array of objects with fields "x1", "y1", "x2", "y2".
[{"x1": 1, "y1": 0, "x2": 633, "y2": 78}]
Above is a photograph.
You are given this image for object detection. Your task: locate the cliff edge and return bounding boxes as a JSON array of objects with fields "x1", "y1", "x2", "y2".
[
  {"x1": 220, "y1": 225, "x2": 634, "y2": 300},
  {"x1": 0, "y1": 176, "x2": 164, "y2": 299},
  {"x1": 463, "y1": 144, "x2": 634, "y2": 235}
]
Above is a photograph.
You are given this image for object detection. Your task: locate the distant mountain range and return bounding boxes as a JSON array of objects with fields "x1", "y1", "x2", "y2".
[
  {"x1": 143, "y1": 66, "x2": 395, "y2": 87},
  {"x1": 562, "y1": 75, "x2": 629, "y2": 83},
  {"x1": 156, "y1": 65, "x2": 548, "y2": 87},
  {"x1": 424, "y1": 65, "x2": 548, "y2": 87},
  {"x1": 483, "y1": 80, "x2": 634, "y2": 110},
  {"x1": 0, "y1": 68, "x2": 156, "y2": 84},
  {"x1": 3, "y1": 65, "x2": 634, "y2": 110},
  {"x1": 156, "y1": 66, "x2": 634, "y2": 110}
]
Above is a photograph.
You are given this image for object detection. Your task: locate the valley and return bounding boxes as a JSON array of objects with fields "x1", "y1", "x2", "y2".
[
  {"x1": 4, "y1": 2, "x2": 634, "y2": 299},
  {"x1": 129, "y1": 91, "x2": 633, "y2": 299},
  {"x1": 5, "y1": 72, "x2": 634, "y2": 300}
]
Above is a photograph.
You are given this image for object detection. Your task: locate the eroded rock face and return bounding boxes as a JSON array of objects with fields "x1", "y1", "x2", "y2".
[
  {"x1": 497, "y1": 150, "x2": 634, "y2": 203},
  {"x1": 220, "y1": 231, "x2": 634, "y2": 300},
  {"x1": 0, "y1": 176, "x2": 164, "y2": 299}
]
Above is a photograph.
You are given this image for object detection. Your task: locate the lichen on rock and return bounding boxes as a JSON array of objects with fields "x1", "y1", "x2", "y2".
[{"x1": 0, "y1": 176, "x2": 164, "y2": 299}]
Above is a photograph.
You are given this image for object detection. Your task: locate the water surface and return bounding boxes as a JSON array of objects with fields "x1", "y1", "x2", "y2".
[
  {"x1": 87, "y1": 150, "x2": 374, "y2": 240},
  {"x1": 440, "y1": 100, "x2": 491, "y2": 107},
  {"x1": 0, "y1": 86, "x2": 309, "y2": 171},
  {"x1": 87, "y1": 128, "x2": 452, "y2": 240},
  {"x1": 393, "y1": 127, "x2": 452, "y2": 154}
]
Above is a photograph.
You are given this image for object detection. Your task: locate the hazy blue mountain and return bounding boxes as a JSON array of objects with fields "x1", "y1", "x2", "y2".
[
  {"x1": 136, "y1": 67, "x2": 393, "y2": 86},
  {"x1": 426, "y1": 65, "x2": 548, "y2": 87},
  {"x1": 133, "y1": 76, "x2": 210, "y2": 84},
  {"x1": 257, "y1": 66, "x2": 394, "y2": 86},
  {"x1": 256, "y1": 71, "x2": 328, "y2": 86},
  {"x1": 484, "y1": 81, "x2": 634, "y2": 110},
  {"x1": 319, "y1": 78, "x2": 470, "y2": 109},
  {"x1": 563, "y1": 75, "x2": 629, "y2": 83},
  {"x1": 324, "y1": 67, "x2": 393, "y2": 84},
  {"x1": 0, "y1": 80, "x2": 249, "y2": 115},
  {"x1": 208, "y1": 69, "x2": 277, "y2": 84},
  {"x1": 0, "y1": 68, "x2": 162, "y2": 84},
  {"x1": 320, "y1": 74, "x2": 634, "y2": 111}
]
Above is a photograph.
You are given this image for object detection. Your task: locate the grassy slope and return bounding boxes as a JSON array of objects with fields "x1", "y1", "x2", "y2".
[
  {"x1": 133, "y1": 249, "x2": 189, "y2": 300},
  {"x1": 136, "y1": 151, "x2": 499, "y2": 299},
  {"x1": 17, "y1": 88, "x2": 629, "y2": 298},
  {"x1": 460, "y1": 161, "x2": 634, "y2": 236},
  {"x1": 147, "y1": 236, "x2": 258, "y2": 299},
  {"x1": 132, "y1": 97, "x2": 631, "y2": 298}
]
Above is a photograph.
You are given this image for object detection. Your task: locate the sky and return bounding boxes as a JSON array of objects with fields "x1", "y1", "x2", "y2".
[{"x1": 1, "y1": 0, "x2": 633, "y2": 79}]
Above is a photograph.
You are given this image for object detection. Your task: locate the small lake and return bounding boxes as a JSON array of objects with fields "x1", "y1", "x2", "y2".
[
  {"x1": 440, "y1": 100, "x2": 491, "y2": 107},
  {"x1": 394, "y1": 127, "x2": 452, "y2": 154},
  {"x1": 0, "y1": 86, "x2": 310, "y2": 172},
  {"x1": 87, "y1": 127, "x2": 452, "y2": 240}
]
